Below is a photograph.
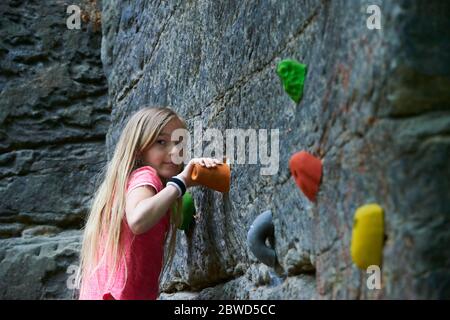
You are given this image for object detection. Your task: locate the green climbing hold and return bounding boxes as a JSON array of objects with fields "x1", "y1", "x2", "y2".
[
  {"x1": 276, "y1": 59, "x2": 307, "y2": 103},
  {"x1": 179, "y1": 192, "x2": 195, "y2": 231}
]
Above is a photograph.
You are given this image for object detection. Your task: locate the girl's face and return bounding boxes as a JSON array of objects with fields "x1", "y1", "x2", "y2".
[{"x1": 141, "y1": 118, "x2": 185, "y2": 181}]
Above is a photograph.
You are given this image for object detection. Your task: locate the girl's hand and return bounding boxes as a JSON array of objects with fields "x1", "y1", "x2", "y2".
[{"x1": 178, "y1": 157, "x2": 223, "y2": 188}]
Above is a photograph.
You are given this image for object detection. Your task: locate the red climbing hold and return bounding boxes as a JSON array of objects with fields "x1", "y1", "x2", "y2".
[{"x1": 289, "y1": 151, "x2": 322, "y2": 202}]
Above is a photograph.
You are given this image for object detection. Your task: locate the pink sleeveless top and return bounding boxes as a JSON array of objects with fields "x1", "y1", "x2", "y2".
[{"x1": 79, "y1": 166, "x2": 170, "y2": 300}]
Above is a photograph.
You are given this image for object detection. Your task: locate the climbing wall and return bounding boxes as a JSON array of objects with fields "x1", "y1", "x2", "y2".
[{"x1": 102, "y1": 0, "x2": 450, "y2": 299}]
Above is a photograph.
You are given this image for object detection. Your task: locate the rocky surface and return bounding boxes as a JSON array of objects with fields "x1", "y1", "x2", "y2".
[
  {"x1": 0, "y1": 230, "x2": 82, "y2": 299},
  {"x1": 0, "y1": 0, "x2": 108, "y2": 299},
  {"x1": 102, "y1": 0, "x2": 450, "y2": 299},
  {"x1": 1, "y1": 0, "x2": 449, "y2": 300}
]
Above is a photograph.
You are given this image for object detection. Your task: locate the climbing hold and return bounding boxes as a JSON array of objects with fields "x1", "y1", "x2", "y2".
[
  {"x1": 276, "y1": 59, "x2": 307, "y2": 103},
  {"x1": 247, "y1": 210, "x2": 277, "y2": 268},
  {"x1": 351, "y1": 204, "x2": 384, "y2": 270},
  {"x1": 191, "y1": 163, "x2": 230, "y2": 193},
  {"x1": 178, "y1": 192, "x2": 195, "y2": 231},
  {"x1": 289, "y1": 151, "x2": 322, "y2": 202}
]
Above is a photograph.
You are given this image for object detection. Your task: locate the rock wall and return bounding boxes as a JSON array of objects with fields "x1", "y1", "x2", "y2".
[
  {"x1": 1, "y1": 0, "x2": 448, "y2": 300},
  {"x1": 0, "y1": 0, "x2": 108, "y2": 299},
  {"x1": 102, "y1": 0, "x2": 449, "y2": 299}
]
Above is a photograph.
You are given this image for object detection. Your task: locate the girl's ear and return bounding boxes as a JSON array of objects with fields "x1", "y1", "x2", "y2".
[{"x1": 135, "y1": 154, "x2": 144, "y2": 167}]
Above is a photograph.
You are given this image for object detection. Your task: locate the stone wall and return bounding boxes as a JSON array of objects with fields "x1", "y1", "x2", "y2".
[
  {"x1": 102, "y1": 0, "x2": 449, "y2": 299},
  {"x1": 0, "y1": 0, "x2": 108, "y2": 299},
  {"x1": 1, "y1": 0, "x2": 449, "y2": 300}
]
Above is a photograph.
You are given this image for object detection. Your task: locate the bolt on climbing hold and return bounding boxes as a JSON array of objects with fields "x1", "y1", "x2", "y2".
[
  {"x1": 289, "y1": 151, "x2": 322, "y2": 202},
  {"x1": 276, "y1": 59, "x2": 307, "y2": 103},
  {"x1": 351, "y1": 204, "x2": 384, "y2": 270},
  {"x1": 178, "y1": 192, "x2": 196, "y2": 231},
  {"x1": 247, "y1": 210, "x2": 277, "y2": 268},
  {"x1": 191, "y1": 162, "x2": 231, "y2": 193}
]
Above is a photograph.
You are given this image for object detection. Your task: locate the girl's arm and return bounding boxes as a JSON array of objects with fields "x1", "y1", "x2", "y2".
[
  {"x1": 126, "y1": 184, "x2": 179, "y2": 235},
  {"x1": 126, "y1": 158, "x2": 221, "y2": 235}
]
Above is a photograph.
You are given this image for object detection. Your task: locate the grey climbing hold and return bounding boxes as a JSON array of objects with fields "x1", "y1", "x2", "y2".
[{"x1": 247, "y1": 210, "x2": 277, "y2": 268}]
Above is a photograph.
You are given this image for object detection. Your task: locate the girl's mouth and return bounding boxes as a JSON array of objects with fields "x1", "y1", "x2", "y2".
[{"x1": 163, "y1": 162, "x2": 178, "y2": 168}]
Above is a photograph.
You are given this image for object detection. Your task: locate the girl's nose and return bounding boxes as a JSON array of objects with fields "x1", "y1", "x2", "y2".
[
  {"x1": 169, "y1": 143, "x2": 178, "y2": 155},
  {"x1": 169, "y1": 143, "x2": 184, "y2": 159}
]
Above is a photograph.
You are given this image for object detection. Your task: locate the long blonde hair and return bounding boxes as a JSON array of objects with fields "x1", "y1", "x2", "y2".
[{"x1": 77, "y1": 106, "x2": 185, "y2": 296}]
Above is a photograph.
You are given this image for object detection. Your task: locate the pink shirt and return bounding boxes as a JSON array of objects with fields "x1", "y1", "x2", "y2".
[{"x1": 79, "y1": 166, "x2": 170, "y2": 300}]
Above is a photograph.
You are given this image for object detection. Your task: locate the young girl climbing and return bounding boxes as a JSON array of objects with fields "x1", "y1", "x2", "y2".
[{"x1": 77, "y1": 106, "x2": 222, "y2": 300}]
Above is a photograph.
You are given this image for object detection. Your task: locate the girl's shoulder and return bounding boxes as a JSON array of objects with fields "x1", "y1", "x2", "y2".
[
  {"x1": 130, "y1": 165, "x2": 158, "y2": 176},
  {"x1": 127, "y1": 166, "x2": 163, "y2": 192}
]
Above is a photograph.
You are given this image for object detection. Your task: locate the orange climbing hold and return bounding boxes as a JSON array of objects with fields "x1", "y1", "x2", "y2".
[
  {"x1": 191, "y1": 163, "x2": 231, "y2": 193},
  {"x1": 289, "y1": 151, "x2": 322, "y2": 202}
]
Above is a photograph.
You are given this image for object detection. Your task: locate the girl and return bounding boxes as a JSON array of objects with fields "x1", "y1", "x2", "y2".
[{"x1": 77, "y1": 106, "x2": 222, "y2": 300}]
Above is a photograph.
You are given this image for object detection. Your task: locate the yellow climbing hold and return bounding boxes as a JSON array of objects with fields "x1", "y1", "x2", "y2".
[{"x1": 350, "y1": 204, "x2": 384, "y2": 270}]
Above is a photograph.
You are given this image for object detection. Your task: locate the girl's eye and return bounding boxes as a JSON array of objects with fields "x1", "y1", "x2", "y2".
[{"x1": 157, "y1": 140, "x2": 166, "y2": 145}]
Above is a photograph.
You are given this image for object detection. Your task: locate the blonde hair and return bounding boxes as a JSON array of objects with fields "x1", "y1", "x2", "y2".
[{"x1": 77, "y1": 106, "x2": 186, "y2": 297}]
